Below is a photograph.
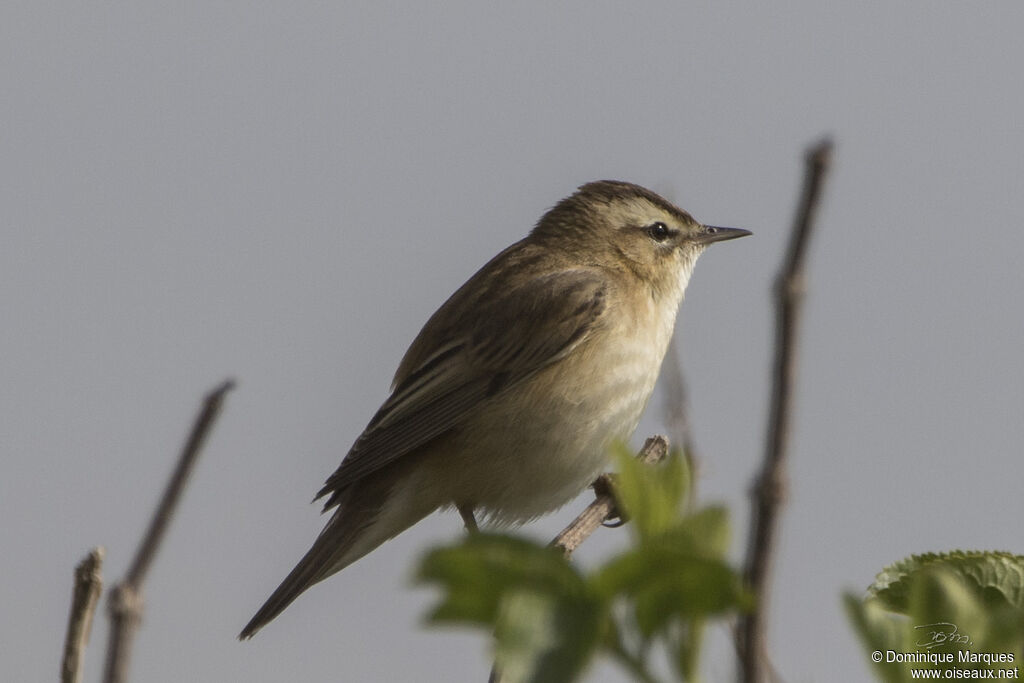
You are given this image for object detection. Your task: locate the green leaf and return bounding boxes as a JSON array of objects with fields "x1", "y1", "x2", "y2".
[
  {"x1": 594, "y1": 543, "x2": 749, "y2": 638},
  {"x1": 843, "y1": 593, "x2": 908, "y2": 683},
  {"x1": 493, "y1": 588, "x2": 605, "y2": 683},
  {"x1": 418, "y1": 533, "x2": 609, "y2": 683},
  {"x1": 657, "y1": 506, "x2": 732, "y2": 560},
  {"x1": 611, "y1": 442, "x2": 690, "y2": 539},
  {"x1": 847, "y1": 552, "x2": 1024, "y2": 683},
  {"x1": 672, "y1": 619, "x2": 705, "y2": 683},
  {"x1": 906, "y1": 567, "x2": 1024, "y2": 661},
  {"x1": 417, "y1": 533, "x2": 589, "y2": 625},
  {"x1": 868, "y1": 551, "x2": 1024, "y2": 613}
]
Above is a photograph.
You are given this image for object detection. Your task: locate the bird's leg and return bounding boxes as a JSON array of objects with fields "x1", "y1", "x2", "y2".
[{"x1": 457, "y1": 503, "x2": 480, "y2": 533}]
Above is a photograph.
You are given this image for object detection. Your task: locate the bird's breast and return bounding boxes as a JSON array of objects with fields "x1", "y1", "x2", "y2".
[{"x1": 435, "y1": 292, "x2": 680, "y2": 522}]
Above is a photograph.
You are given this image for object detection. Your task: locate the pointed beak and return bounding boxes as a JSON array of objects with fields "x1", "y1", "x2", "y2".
[{"x1": 695, "y1": 225, "x2": 752, "y2": 245}]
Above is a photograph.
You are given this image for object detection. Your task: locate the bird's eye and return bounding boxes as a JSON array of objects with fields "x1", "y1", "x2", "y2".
[{"x1": 645, "y1": 222, "x2": 671, "y2": 242}]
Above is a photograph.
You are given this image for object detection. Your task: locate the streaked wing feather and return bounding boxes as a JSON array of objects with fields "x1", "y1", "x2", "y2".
[{"x1": 316, "y1": 268, "x2": 607, "y2": 505}]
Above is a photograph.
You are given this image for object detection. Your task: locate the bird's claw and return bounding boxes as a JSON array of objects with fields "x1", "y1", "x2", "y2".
[{"x1": 592, "y1": 473, "x2": 629, "y2": 527}]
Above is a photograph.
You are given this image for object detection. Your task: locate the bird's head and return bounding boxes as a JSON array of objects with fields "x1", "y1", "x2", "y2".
[{"x1": 531, "y1": 180, "x2": 751, "y2": 300}]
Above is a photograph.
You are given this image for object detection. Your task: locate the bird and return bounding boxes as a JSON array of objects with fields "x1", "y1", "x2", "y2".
[{"x1": 239, "y1": 180, "x2": 750, "y2": 638}]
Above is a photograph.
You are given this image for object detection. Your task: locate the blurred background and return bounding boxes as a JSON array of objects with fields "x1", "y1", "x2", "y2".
[{"x1": 3, "y1": 3, "x2": 1023, "y2": 681}]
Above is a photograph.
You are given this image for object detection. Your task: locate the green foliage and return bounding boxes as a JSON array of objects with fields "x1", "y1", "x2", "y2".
[
  {"x1": 867, "y1": 551, "x2": 1024, "y2": 612},
  {"x1": 846, "y1": 551, "x2": 1024, "y2": 683},
  {"x1": 416, "y1": 445, "x2": 750, "y2": 683},
  {"x1": 419, "y1": 534, "x2": 606, "y2": 683},
  {"x1": 611, "y1": 442, "x2": 691, "y2": 541}
]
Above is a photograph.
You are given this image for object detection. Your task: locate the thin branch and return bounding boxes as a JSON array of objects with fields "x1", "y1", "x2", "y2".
[
  {"x1": 61, "y1": 547, "x2": 105, "y2": 683},
  {"x1": 737, "y1": 138, "x2": 833, "y2": 683},
  {"x1": 661, "y1": 337, "x2": 701, "y2": 502},
  {"x1": 124, "y1": 379, "x2": 236, "y2": 587},
  {"x1": 102, "y1": 379, "x2": 235, "y2": 683},
  {"x1": 552, "y1": 435, "x2": 669, "y2": 556}
]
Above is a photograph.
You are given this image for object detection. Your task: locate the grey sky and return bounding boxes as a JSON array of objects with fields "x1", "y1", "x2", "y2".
[{"x1": 3, "y1": 3, "x2": 1023, "y2": 681}]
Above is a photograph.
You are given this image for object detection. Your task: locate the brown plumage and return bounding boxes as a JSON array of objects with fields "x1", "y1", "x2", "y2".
[{"x1": 239, "y1": 181, "x2": 749, "y2": 638}]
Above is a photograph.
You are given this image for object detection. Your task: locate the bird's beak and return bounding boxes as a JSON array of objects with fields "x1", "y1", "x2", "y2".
[{"x1": 696, "y1": 225, "x2": 752, "y2": 245}]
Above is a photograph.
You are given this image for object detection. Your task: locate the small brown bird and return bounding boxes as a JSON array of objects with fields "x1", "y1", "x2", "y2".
[{"x1": 240, "y1": 180, "x2": 749, "y2": 638}]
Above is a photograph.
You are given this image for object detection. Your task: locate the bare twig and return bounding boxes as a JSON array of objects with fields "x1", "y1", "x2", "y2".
[
  {"x1": 102, "y1": 379, "x2": 235, "y2": 683},
  {"x1": 62, "y1": 547, "x2": 105, "y2": 683},
  {"x1": 661, "y1": 338, "x2": 700, "y2": 501},
  {"x1": 737, "y1": 139, "x2": 833, "y2": 683},
  {"x1": 552, "y1": 435, "x2": 670, "y2": 556}
]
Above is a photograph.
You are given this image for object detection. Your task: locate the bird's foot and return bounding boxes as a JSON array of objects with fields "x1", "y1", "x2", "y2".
[{"x1": 592, "y1": 473, "x2": 628, "y2": 528}]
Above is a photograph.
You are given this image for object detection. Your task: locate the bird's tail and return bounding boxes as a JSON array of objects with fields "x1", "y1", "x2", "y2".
[{"x1": 239, "y1": 467, "x2": 436, "y2": 639}]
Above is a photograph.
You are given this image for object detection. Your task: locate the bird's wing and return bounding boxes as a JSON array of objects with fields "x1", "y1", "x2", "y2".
[{"x1": 315, "y1": 267, "x2": 608, "y2": 507}]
